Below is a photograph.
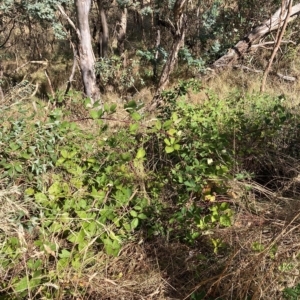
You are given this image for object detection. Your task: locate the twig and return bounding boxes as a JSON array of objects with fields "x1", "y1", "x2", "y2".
[
  {"x1": 260, "y1": 210, "x2": 300, "y2": 255},
  {"x1": 57, "y1": 4, "x2": 81, "y2": 40},
  {"x1": 65, "y1": 42, "x2": 78, "y2": 95},
  {"x1": 13, "y1": 61, "x2": 48, "y2": 73},
  {"x1": 276, "y1": 72, "x2": 296, "y2": 81},
  {"x1": 251, "y1": 39, "x2": 296, "y2": 50},
  {"x1": 44, "y1": 70, "x2": 55, "y2": 98},
  {"x1": 0, "y1": 19, "x2": 15, "y2": 48},
  {"x1": 261, "y1": 0, "x2": 293, "y2": 92},
  {"x1": 235, "y1": 65, "x2": 297, "y2": 81}
]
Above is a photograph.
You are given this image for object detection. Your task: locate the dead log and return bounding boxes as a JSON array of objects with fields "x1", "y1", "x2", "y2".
[{"x1": 212, "y1": 1, "x2": 300, "y2": 70}]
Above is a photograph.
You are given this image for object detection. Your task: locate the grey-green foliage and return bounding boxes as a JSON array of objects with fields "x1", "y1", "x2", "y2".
[
  {"x1": 116, "y1": 0, "x2": 131, "y2": 9},
  {"x1": 0, "y1": 0, "x2": 14, "y2": 11},
  {"x1": 202, "y1": 0, "x2": 221, "y2": 31},
  {"x1": 168, "y1": 0, "x2": 176, "y2": 10},
  {"x1": 26, "y1": 2, "x2": 58, "y2": 21},
  {"x1": 199, "y1": 0, "x2": 227, "y2": 57},
  {"x1": 179, "y1": 47, "x2": 205, "y2": 72},
  {"x1": 1, "y1": 0, "x2": 71, "y2": 37},
  {"x1": 141, "y1": 6, "x2": 153, "y2": 16}
]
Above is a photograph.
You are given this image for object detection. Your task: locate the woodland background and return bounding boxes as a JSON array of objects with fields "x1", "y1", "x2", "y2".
[{"x1": 1, "y1": 0, "x2": 300, "y2": 299}]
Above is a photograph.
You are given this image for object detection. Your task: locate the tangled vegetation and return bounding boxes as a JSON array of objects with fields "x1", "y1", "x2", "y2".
[
  {"x1": 1, "y1": 79, "x2": 300, "y2": 299},
  {"x1": 2, "y1": 0, "x2": 300, "y2": 299}
]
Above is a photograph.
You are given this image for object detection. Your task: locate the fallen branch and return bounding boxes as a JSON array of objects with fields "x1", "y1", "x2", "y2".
[
  {"x1": 261, "y1": 0, "x2": 293, "y2": 92},
  {"x1": 275, "y1": 72, "x2": 297, "y2": 81},
  {"x1": 250, "y1": 39, "x2": 296, "y2": 50},
  {"x1": 212, "y1": 1, "x2": 300, "y2": 70},
  {"x1": 13, "y1": 61, "x2": 48, "y2": 73},
  {"x1": 234, "y1": 64, "x2": 297, "y2": 82}
]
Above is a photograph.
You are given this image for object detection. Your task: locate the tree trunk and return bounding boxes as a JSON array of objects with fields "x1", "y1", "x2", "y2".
[
  {"x1": 0, "y1": 62, "x2": 4, "y2": 102},
  {"x1": 153, "y1": 0, "x2": 187, "y2": 103},
  {"x1": 74, "y1": 0, "x2": 100, "y2": 103},
  {"x1": 153, "y1": 27, "x2": 161, "y2": 80},
  {"x1": 212, "y1": 1, "x2": 300, "y2": 70},
  {"x1": 97, "y1": 0, "x2": 109, "y2": 58},
  {"x1": 117, "y1": 7, "x2": 127, "y2": 55}
]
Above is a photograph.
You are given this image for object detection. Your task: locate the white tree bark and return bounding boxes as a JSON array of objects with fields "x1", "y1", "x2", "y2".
[{"x1": 74, "y1": 0, "x2": 100, "y2": 103}]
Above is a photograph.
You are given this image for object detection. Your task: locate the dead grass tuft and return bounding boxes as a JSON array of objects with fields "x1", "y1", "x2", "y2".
[{"x1": 0, "y1": 185, "x2": 31, "y2": 237}]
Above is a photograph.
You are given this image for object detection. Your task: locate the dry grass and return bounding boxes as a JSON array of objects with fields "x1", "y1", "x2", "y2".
[{"x1": 0, "y1": 185, "x2": 29, "y2": 237}]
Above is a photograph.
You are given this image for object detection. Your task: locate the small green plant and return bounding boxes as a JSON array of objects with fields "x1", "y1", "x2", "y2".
[
  {"x1": 251, "y1": 241, "x2": 265, "y2": 252},
  {"x1": 283, "y1": 284, "x2": 300, "y2": 300}
]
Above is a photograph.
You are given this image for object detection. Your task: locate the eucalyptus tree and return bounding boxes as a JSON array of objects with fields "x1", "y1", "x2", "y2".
[
  {"x1": 0, "y1": 0, "x2": 101, "y2": 103},
  {"x1": 73, "y1": 0, "x2": 100, "y2": 102},
  {"x1": 96, "y1": 0, "x2": 109, "y2": 58}
]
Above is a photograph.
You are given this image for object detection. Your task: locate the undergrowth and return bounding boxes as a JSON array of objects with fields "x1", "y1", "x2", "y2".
[{"x1": 1, "y1": 81, "x2": 300, "y2": 299}]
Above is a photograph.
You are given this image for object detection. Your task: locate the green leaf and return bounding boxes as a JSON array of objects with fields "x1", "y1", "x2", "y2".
[
  {"x1": 76, "y1": 210, "x2": 87, "y2": 219},
  {"x1": 14, "y1": 276, "x2": 28, "y2": 293},
  {"x1": 59, "y1": 249, "x2": 71, "y2": 258},
  {"x1": 123, "y1": 222, "x2": 131, "y2": 232},
  {"x1": 124, "y1": 100, "x2": 137, "y2": 110},
  {"x1": 211, "y1": 214, "x2": 218, "y2": 223},
  {"x1": 120, "y1": 152, "x2": 132, "y2": 161},
  {"x1": 252, "y1": 242, "x2": 265, "y2": 252},
  {"x1": 68, "y1": 150, "x2": 78, "y2": 158},
  {"x1": 220, "y1": 202, "x2": 229, "y2": 210},
  {"x1": 220, "y1": 215, "x2": 232, "y2": 227},
  {"x1": 90, "y1": 110, "x2": 99, "y2": 119},
  {"x1": 131, "y1": 218, "x2": 139, "y2": 230},
  {"x1": 15, "y1": 164, "x2": 23, "y2": 173},
  {"x1": 168, "y1": 128, "x2": 176, "y2": 136},
  {"x1": 136, "y1": 148, "x2": 146, "y2": 159},
  {"x1": 25, "y1": 188, "x2": 35, "y2": 196},
  {"x1": 129, "y1": 123, "x2": 139, "y2": 133},
  {"x1": 34, "y1": 193, "x2": 48, "y2": 203},
  {"x1": 155, "y1": 120, "x2": 162, "y2": 130},
  {"x1": 104, "y1": 103, "x2": 110, "y2": 112},
  {"x1": 133, "y1": 205, "x2": 142, "y2": 211},
  {"x1": 137, "y1": 213, "x2": 147, "y2": 220},
  {"x1": 67, "y1": 229, "x2": 85, "y2": 245},
  {"x1": 131, "y1": 111, "x2": 142, "y2": 121},
  {"x1": 163, "y1": 120, "x2": 173, "y2": 129},
  {"x1": 103, "y1": 238, "x2": 121, "y2": 256},
  {"x1": 61, "y1": 149, "x2": 68, "y2": 158},
  {"x1": 27, "y1": 259, "x2": 42, "y2": 271},
  {"x1": 110, "y1": 104, "x2": 117, "y2": 112},
  {"x1": 130, "y1": 210, "x2": 138, "y2": 217},
  {"x1": 173, "y1": 144, "x2": 180, "y2": 150},
  {"x1": 21, "y1": 152, "x2": 31, "y2": 159},
  {"x1": 164, "y1": 138, "x2": 171, "y2": 146},
  {"x1": 57, "y1": 258, "x2": 69, "y2": 269},
  {"x1": 29, "y1": 276, "x2": 41, "y2": 290},
  {"x1": 48, "y1": 181, "x2": 62, "y2": 196},
  {"x1": 50, "y1": 221, "x2": 62, "y2": 233},
  {"x1": 9, "y1": 142, "x2": 20, "y2": 151},
  {"x1": 90, "y1": 187, "x2": 105, "y2": 201},
  {"x1": 165, "y1": 146, "x2": 174, "y2": 153}
]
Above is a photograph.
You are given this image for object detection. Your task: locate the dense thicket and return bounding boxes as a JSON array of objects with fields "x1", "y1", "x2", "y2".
[{"x1": 2, "y1": 1, "x2": 300, "y2": 300}]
